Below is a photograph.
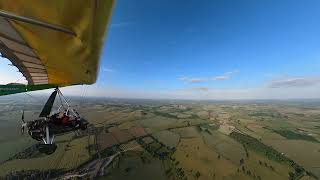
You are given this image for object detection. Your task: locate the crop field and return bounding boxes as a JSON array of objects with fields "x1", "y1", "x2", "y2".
[
  {"x1": 173, "y1": 137, "x2": 237, "y2": 180},
  {"x1": 171, "y1": 126, "x2": 201, "y2": 138},
  {"x1": 239, "y1": 149, "x2": 293, "y2": 180},
  {"x1": 264, "y1": 139, "x2": 320, "y2": 178},
  {"x1": 153, "y1": 130, "x2": 180, "y2": 148},
  {"x1": 273, "y1": 130, "x2": 319, "y2": 142},
  {"x1": 103, "y1": 152, "x2": 167, "y2": 180},
  {"x1": 0, "y1": 137, "x2": 34, "y2": 162},
  {"x1": 202, "y1": 131, "x2": 246, "y2": 164},
  {"x1": 0, "y1": 98, "x2": 319, "y2": 179},
  {"x1": 0, "y1": 134, "x2": 91, "y2": 176}
]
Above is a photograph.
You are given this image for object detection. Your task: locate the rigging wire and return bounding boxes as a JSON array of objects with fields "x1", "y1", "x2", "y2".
[
  {"x1": 23, "y1": 92, "x2": 44, "y2": 104},
  {"x1": 80, "y1": 85, "x2": 88, "y2": 106},
  {"x1": 58, "y1": 90, "x2": 65, "y2": 110},
  {"x1": 80, "y1": 85, "x2": 84, "y2": 106}
]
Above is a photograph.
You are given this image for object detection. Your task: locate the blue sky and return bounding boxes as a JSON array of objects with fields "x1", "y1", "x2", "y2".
[{"x1": 1, "y1": 0, "x2": 320, "y2": 99}]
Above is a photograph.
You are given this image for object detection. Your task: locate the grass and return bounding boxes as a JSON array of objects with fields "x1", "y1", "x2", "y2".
[
  {"x1": 236, "y1": 150, "x2": 293, "y2": 180},
  {"x1": 171, "y1": 127, "x2": 201, "y2": 138},
  {"x1": 152, "y1": 130, "x2": 180, "y2": 148},
  {"x1": 153, "y1": 111, "x2": 177, "y2": 119},
  {"x1": 263, "y1": 139, "x2": 320, "y2": 178},
  {"x1": 0, "y1": 134, "x2": 90, "y2": 176},
  {"x1": 230, "y1": 132, "x2": 290, "y2": 162},
  {"x1": 273, "y1": 130, "x2": 319, "y2": 143},
  {"x1": 230, "y1": 132, "x2": 309, "y2": 179},
  {"x1": 202, "y1": 131, "x2": 246, "y2": 165},
  {"x1": 1, "y1": 100, "x2": 319, "y2": 179},
  {"x1": 102, "y1": 151, "x2": 167, "y2": 180},
  {"x1": 172, "y1": 137, "x2": 237, "y2": 180},
  {"x1": 0, "y1": 137, "x2": 35, "y2": 163}
]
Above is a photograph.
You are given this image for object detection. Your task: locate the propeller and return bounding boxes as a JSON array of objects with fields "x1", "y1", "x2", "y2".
[
  {"x1": 22, "y1": 110, "x2": 25, "y2": 123},
  {"x1": 21, "y1": 110, "x2": 27, "y2": 134}
]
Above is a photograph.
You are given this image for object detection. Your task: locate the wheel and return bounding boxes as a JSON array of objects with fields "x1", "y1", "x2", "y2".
[
  {"x1": 37, "y1": 144, "x2": 57, "y2": 155},
  {"x1": 80, "y1": 123, "x2": 87, "y2": 130}
]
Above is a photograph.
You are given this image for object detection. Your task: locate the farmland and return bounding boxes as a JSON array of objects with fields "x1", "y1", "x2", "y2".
[{"x1": 0, "y1": 97, "x2": 319, "y2": 179}]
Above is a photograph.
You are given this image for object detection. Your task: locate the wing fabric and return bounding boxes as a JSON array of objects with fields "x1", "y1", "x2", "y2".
[{"x1": 0, "y1": 0, "x2": 114, "y2": 89}]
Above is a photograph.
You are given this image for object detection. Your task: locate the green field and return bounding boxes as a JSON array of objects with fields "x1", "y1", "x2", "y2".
[{"x1": 0, "y1": 98, "x2": 319, "y2": 179}]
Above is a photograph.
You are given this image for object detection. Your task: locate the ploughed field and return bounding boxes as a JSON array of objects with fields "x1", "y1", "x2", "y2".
[{"x1": 0, "y1": 97, "x2": 320, "y2": 179}]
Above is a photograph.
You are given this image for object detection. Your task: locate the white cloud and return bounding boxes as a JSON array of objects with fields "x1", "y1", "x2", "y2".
[
  {"x1": 29, "y1": 83, "x2": 320, "y2": 100},
  {"x1": 102, "y1": 67, "x2": 115, "y2": 73},
  {"x1": 213, "y1": 71, "x2": 238, "y2": 81},
  {"x1": 171, "y1": 85, "x2": 320, "y2": 100},
  {"x1": 177, "y1": 77, "x2": 207, "y2": 83},
  {"x1": 192, "y1": 87, "x2": 211, "y2": 91},
  {"x1": 0, "y1": 57, "x2": 27, "y2": 84},
  {"x1": 212, "y1": 75, "x2": 229, "y2": 81},
  {"x1": 110, "y1": 21, "x2": 135, "y2": 28},
  {"x1": 178, "y1": 71, "x2": 238, "y2": 83},
  {"x1": 269, "y1": 76, "x2": 320, "y2": 88}
]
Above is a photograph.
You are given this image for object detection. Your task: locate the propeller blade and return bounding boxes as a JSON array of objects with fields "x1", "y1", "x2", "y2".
[
  {"x1": 39, "y1": 90, "x2": 58, "y2": 118},
  {"x1": 21, "y1": 123, "x2": 26, "y2": 134},
  {"x1": 21, "y1": 110, "x2": 25, "y2": 123}
]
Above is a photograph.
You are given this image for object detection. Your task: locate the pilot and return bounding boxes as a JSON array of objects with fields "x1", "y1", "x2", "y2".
[{"x1": 61, "y1": 110, "x2": 71, "y2": 126}]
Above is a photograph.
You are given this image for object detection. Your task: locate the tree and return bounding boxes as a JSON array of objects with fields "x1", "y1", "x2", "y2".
[
  {"x1": 269, "y1": 165, "x2": 274, "y2": 171},
  {"x1": 294, "y1": 166, "x2": 304, "y2": 174},
  {"x1": 165, "y1": 168, "x2": 172, "y2": 175},
  {"x1": 240, "y1": 158, "x2": 244, "y2": 165},
  {"x1": 247, "y1": 170, "x2": 251, "y2": 176},
  {"x1": 288, "y1": 172, "x2": 295, "y2": 180},
  {"x1": 195, "y1": 171, "x2": 201, "y2": 178}
]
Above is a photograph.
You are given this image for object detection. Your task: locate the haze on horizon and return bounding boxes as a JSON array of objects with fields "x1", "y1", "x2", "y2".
[{"x1": 1, "y1": 0, "x2": 320, "y2": 100}]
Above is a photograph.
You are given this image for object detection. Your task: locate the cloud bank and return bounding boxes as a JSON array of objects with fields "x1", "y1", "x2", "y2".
[{"x1": 269, "y1": 77, "x2": 320, "y2": 88}]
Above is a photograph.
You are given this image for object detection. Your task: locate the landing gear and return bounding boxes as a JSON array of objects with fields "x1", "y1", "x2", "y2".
[
  {"x1": 37, "y1": 144, "x2": 57, "y2": 155},
  {"x1": 37, "y1": 126, "x2": 56, "y2": 155},
  {"x1": 80, "y1": 119, "x2": 88, "y2": 130}
]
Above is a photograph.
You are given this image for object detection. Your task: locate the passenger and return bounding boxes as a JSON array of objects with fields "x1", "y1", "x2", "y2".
[{"x1": 62, "y1": 113, "x2": 71, "y2": 126}]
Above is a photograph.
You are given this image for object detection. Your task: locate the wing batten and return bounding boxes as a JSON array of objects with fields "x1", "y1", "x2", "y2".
[
  {"x1": 0, "y1": 15, "x2": 48, "y2": 85},
  {"x1": 14, "y1": 52, "x2": 42, "y2": 64},
  {"x1": 0, "y1": 10, "x2": 76, "y2": 36},
  {"x1": 0, "y1": 17, "x2": 25, "y2": 43}
]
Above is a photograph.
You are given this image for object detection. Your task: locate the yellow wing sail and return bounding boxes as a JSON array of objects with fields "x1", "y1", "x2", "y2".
[{"x1": 0, "y1": 0, "x2": 114, "y2": 86}]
